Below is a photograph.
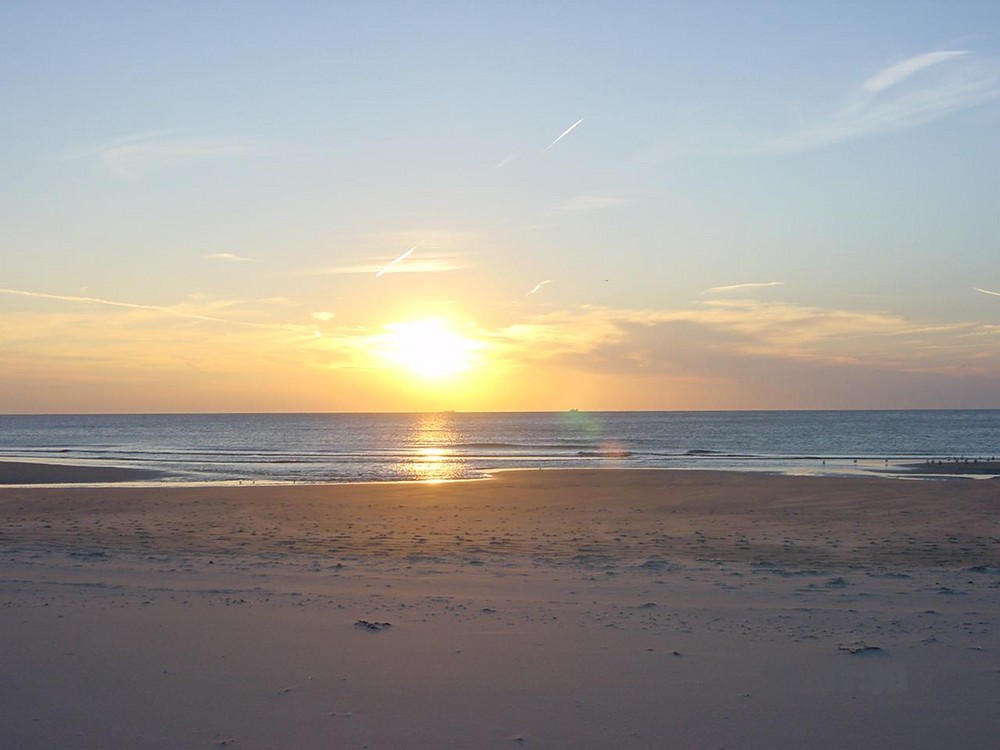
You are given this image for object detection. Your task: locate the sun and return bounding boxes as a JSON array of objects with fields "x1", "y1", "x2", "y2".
[{"x1": 376, "y1": 317, "x2": 479, "y2": 380}]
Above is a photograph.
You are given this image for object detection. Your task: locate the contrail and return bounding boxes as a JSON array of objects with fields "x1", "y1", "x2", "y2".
[
  {"x1": 205, "y1": 252, "x2": 255, "y2": 262},
  {"x1": 974, "y1": 286, "x2": 1000, "y2": 297},
  {"x1": 375, "y1": 245, "x2": 418, "y2": 277},
  {"x1": 703, "y1": 281, "x2": 785, "y2": 294},
  {"x1": 494, "y1": 152, "x2": 517, "y2": 169},
  {"x1": 544, "y1": 118, "x2": 584, "y2": 152},
  {"x1": 0, "y1": 287, "x2": 311, "y2": 332},
  {"x1": 527, "y1": 280, "x2": 553, "y2": 296}
]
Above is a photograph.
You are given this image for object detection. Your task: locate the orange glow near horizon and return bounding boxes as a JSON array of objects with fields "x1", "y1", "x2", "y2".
[{"x1": 373, "y1": 317, "x2": 483, "y2": 382}]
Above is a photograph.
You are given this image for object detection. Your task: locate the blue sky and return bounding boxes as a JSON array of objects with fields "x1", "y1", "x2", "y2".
[{"x1": 2, "y1": 1, "x2": 999, "y2": 412}]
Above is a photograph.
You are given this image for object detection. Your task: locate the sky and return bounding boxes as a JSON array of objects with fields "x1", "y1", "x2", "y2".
[{"x1": 2, "y1": 0, "x2": 999, "y2": 413}]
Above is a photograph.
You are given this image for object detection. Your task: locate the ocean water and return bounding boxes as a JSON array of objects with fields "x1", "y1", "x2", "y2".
[{"x1": 0, "y1": 410, "x2": 997, "y2": 484}]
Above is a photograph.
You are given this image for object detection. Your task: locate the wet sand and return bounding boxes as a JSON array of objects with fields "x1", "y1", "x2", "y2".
[
  {"x1": 0, "y1": 460, "x2": 167, "y2": 485},
  {"x1": 1, "y1": 470, "x2": 998, "y2": 749},
  {"x1": 891, "y1": 460, "x2": 1000, "y2": 476}
]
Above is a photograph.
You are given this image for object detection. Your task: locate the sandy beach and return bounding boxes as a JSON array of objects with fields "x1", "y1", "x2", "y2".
[{"x1": 1, "y1": 469, "x2": 998, "y2": 749}]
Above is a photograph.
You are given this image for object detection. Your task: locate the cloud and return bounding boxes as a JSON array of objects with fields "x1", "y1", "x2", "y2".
[
  {"x1": 703, "y1": 281, "x2": 785, "y2": 294},
  {"x1": 756, "y1": 51, "x2": 1000, "y2": 154},
  {"x1": 63, "y1": 131, "x2": 266, "y2": 176},
  {"x1": 300, "y1": 230, "x2": 475, "y2": 277},
  {"x1": 300, "y1": 256, "x2": 466, "y2": 276},
  {"x1": 206, "y1": 252, "x2": 256, "y2": 262},
  {"x1": 494, "y1": 152, "x2": 518, "y2": 169},
  {"x1": 5, "y1": 287, "x2": 998, "y2": 409},
  {"x1": 0, "y1": 302, "x2": 361, "y2": 411},
  {"x1": 860, "y1": 51, "x2": 969, "y2": 95},
  {"x1": 493, "y1": 299, "x2": 999, "y2": 382},
  {"x1": 0, "y1": 287, "x2": 313, "y2": 333},
  {"x1": 974, "y1": 286, "x2": 1000, "y2": 297}
]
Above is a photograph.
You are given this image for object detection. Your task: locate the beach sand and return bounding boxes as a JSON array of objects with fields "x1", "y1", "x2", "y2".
[{"x1": 1, "y1": 469, "x2": 998, "y2": 749}]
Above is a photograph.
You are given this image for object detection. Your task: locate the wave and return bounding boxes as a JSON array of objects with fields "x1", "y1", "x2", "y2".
[{"x1": 3, "y1": 410, "x2": 996, "y2": 484}]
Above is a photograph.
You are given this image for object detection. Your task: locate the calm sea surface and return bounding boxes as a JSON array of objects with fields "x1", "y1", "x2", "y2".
[{"x1": 0, "y1": 411, "x2": 997, "y2": 484}]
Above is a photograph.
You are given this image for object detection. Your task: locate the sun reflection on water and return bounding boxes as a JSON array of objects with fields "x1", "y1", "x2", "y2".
[{"x1": 407, "y1": 413, "x2": 464, "y2": 482}]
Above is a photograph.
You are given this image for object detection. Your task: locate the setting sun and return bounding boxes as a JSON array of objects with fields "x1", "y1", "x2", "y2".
[{"x1": 375, "y1": 318, "x2": 479, "y2": 380}]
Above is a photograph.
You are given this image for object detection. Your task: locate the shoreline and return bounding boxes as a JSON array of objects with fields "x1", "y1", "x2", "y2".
[{"x1": 2, "y1": 456, "x2": 998, "y2": 487}]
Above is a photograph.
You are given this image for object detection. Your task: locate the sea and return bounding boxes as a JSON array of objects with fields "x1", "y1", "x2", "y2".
[{"x1": 0, "y1": 410, "x2": 997, "y2": 484}]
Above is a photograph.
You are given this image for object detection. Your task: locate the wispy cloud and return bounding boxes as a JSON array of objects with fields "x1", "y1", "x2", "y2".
[
  {"x1": 974, "y1": 286, "x2": 1000, "y2": 297},
  {"x1": 300, "y1": 230, "x2": 475, "y2": 277},
  {"x1": 756, "y1": 51, "x2": 1000, "y2": 154},
  {"x1": 494, "y1": 299, "x2": 1000, "y2": 379},
  {"x1": 205, "y1": 252, "x2": 256, "y2": 262},
  {"x1": 527, "y1": 280, "x2": 553, "y2": 296},
  {"x1": 703, "y1": 281, "x2": 785, "y2": 294},
  {"x1": 5, "y1": 289, "x2": 998, "y2": 409},
  {"x1": 494, "y1": 152, "x2": 518, "y2": 169},
  {"x1": 544, "y1": 117, "x2": 584, "y2": 152},
  {"x1": 0, "y1": 287, "x2": 311, "y2": 333},
  {"x1": 0, "y1": 299, "x2": 354, "y2": 409},
  {"x1": 860, "y1": 51, "x2": 969, "y2": 95},
  {"x1": 301, "y1": 255, "x2": 466, "y2": 276},
  {"x1": 64, "y1": 131, "x2": 266, "y2": 176}
]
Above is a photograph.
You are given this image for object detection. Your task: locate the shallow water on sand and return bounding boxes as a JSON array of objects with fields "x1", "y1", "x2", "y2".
[{"x1": 0, "y1": 410, "x2": 996, "y2": 483}]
